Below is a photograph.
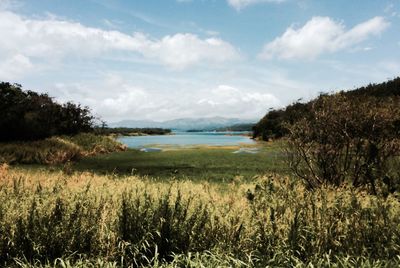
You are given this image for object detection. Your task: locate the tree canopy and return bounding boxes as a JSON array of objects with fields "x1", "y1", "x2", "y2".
[
  {"x1": 253, "y1": 77, "x2": 400, "y2": 141},
  {"x1": 0, "y1": 82, "x2": 94, "y2": 141}
]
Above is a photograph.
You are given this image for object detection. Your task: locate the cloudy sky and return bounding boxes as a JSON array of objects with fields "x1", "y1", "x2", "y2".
[{"x1": 0, "y1": 0, "x2": 399, "y2": 123}]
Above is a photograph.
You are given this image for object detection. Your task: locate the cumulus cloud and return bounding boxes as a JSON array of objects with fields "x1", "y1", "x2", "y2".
[
  {"x1": 227, "y1": 0, "x2": 285, "y2": 11},
  {"x1": 196, "y1": 85, "x2": 280, "y2": 118},
  {"x1": 0, "y1": 53, "x2": 33, "y2": 80},
  {"x1": 138, "y1": 33, "x2": 240, "y2": 69},
  {"x1": 0, "y1": 10, "x2": 239, "y2": 76},
  {"x1": 260, "y1": 16, "x2": 389, "y2": 60},
  {"x1": 50, "y1": 77, "x2": 280, "y2": 122}
]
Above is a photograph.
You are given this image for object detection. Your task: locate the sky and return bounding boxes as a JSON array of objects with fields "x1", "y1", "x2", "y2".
[{"x1": 0, "y1": 0, "x2": 399, "y2": 123}]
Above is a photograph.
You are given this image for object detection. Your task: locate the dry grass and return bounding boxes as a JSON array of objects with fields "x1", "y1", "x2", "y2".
[
  {"x1": 0, "y1": 133, "x2": 126, "y2": 165},
  {"x1": 0, "y1": 167, "x2": 400, "y2": 267}
]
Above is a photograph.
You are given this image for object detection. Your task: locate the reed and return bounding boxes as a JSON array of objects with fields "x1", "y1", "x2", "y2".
[{"x1": 0, "y1": 167, "x2": 399, "y2": 267}]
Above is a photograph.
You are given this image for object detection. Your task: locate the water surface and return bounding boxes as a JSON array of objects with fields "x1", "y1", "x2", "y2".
[{"x1": 118, "y1": 131, "x2": 255, "y2": 148}]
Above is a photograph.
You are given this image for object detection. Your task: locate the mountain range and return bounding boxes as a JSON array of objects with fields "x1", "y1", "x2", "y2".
[{"x1": 108, "y1": 117, "x2": 256, "y2": 131}]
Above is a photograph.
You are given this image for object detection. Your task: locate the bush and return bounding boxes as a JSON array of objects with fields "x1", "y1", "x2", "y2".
[{"x1": 286, "y1": 94, "x2": 400, "y2": 194}]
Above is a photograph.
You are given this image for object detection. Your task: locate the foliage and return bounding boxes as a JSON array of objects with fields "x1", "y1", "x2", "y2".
[
  {"x1": 254, "y1": 77, "x2": 400, "y2": 141},
  {"x1": 253, "y1": 102, "x2": 309, "y2": 141},
  {"x1": 286, "y1": 94, "x2": 400, "y2": 194},
  {"x1": 345, "y1": 77, "x2": 400, "y2": 98},
  {"x1": 0, "y1": 134, "x2": 126, "y2": 165},
  {"x1": 0, "y1": 82, "x2": 94, "y2": 141},
  {"x1": 0, "y1": 168, "x2": 399, "y2": 266}
]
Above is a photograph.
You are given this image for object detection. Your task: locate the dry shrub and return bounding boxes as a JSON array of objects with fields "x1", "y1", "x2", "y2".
[
  {"x1": 287, "y1": 94, "x2": 400, "y2": 194},
  {"x1": 64, "y1": 133, "x2": 127, "y2": 156},
  {"x1": 0, "y1": 163, "x2": 8, "y2": 178}
]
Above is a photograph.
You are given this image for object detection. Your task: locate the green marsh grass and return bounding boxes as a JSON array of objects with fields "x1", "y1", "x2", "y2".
[{"x1": 72, "y1": 142, "x2": 288, "y2": 182}]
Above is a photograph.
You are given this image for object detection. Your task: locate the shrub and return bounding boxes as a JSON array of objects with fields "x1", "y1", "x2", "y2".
[{"x1": 286, "y1": 94, "x2": 400, "y2": 194}]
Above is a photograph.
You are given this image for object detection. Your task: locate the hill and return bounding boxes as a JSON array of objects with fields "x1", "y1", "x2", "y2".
[{"x1": 253, "y1": 77, "x2": 400, "y2": 141}]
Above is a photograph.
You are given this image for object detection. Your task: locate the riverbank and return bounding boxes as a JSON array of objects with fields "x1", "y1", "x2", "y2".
[{"x1": 15, "y1": 141, "x2": 286, "y2": 183}]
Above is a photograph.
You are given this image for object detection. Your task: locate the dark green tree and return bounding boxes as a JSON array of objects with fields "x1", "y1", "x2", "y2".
[{"x1": 0, "y1": 82, "x2": 94, "y2": 141}]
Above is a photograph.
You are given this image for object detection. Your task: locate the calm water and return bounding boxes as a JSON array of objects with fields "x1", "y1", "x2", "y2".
[{"x1": 118, "y1": 132, "x2": 255, "y2": 148}]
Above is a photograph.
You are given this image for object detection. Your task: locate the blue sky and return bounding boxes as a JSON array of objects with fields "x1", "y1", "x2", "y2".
[{"x1": 0, "y1": 0, "x2": 399, "y2": 122}]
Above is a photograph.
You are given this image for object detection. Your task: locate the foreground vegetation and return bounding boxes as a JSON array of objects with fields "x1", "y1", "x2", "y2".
[{"x1": 1, "y1": 166, "x2": 400, "y2": 267}]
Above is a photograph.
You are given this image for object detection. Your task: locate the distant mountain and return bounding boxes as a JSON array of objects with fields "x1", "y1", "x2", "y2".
[{"x1": 108, "y1": 117, "x2": 256, "y2": 131}]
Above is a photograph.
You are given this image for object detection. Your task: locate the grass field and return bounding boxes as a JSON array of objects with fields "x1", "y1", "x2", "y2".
[
  {"x1": 15, "y1": 140, "x2": 288, "y2": 183},
  {"x1": 69, "y1": 142, "x2": 288, "y2": 182},
  {"x1": 1, "y1": 165, "x2": 400, "y2": 267}
]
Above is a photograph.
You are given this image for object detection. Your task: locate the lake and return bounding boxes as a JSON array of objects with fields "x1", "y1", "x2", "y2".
[{"x1": 118, "y1": 132, "x2": 255, "y2": 148}]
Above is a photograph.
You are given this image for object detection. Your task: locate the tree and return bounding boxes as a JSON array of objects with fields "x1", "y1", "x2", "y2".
[{"x1": 0, "y1": 82, "x2": 94, "y2": 141}]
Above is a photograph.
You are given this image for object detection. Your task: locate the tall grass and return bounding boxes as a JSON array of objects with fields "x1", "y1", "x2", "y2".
[
  {"x1": 64, "y1": 133, "x2": 126, "y2": 156},
  {"x1": 0, "y1": 133, "x2": 126, "y2": 165},
  {"x1": 0, "y1": 166, "x2": 399, "y2": 267}
]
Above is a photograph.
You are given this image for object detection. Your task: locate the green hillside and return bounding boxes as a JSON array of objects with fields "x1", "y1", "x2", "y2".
[{"x1": 253, "y1": 77, "x2": 400, "y2": 141}]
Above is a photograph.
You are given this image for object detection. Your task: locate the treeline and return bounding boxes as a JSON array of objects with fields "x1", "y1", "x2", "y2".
[
  {"x1": 253, "y1": 77, "x2": 400, "y2": 141},
  {"x1": 186, "y1": 123, "x2": 255, "y2": 132},
  {"x1": 0, "y1": 82, "x2": 94, "y2": 141},
  {"x1": 216, "y1": 123, "x2": 255, "y2": 132},
  {"x1": 95, "y1": 127, "x2": 172, "y2": 136}
]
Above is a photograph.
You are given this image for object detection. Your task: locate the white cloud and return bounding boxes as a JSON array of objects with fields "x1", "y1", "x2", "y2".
[
  {"x1": 50, "y1": 77, "x2": 280, "y2": 122},
  {"x1": 0, "y1": 10, "x2": 240, "y2": 76},
  {"x1": 227, "y1": 0, "x2": 285, "y2": 11},
  {"x1": 260, "y1": 16, "x2": 389, "y2": 60},
  {"x1": 195, "y1": 84, "x2": 280, "y2": 118},
  {"x1": 0, "y1": 53, "x2": 33, "y2": 80}
]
